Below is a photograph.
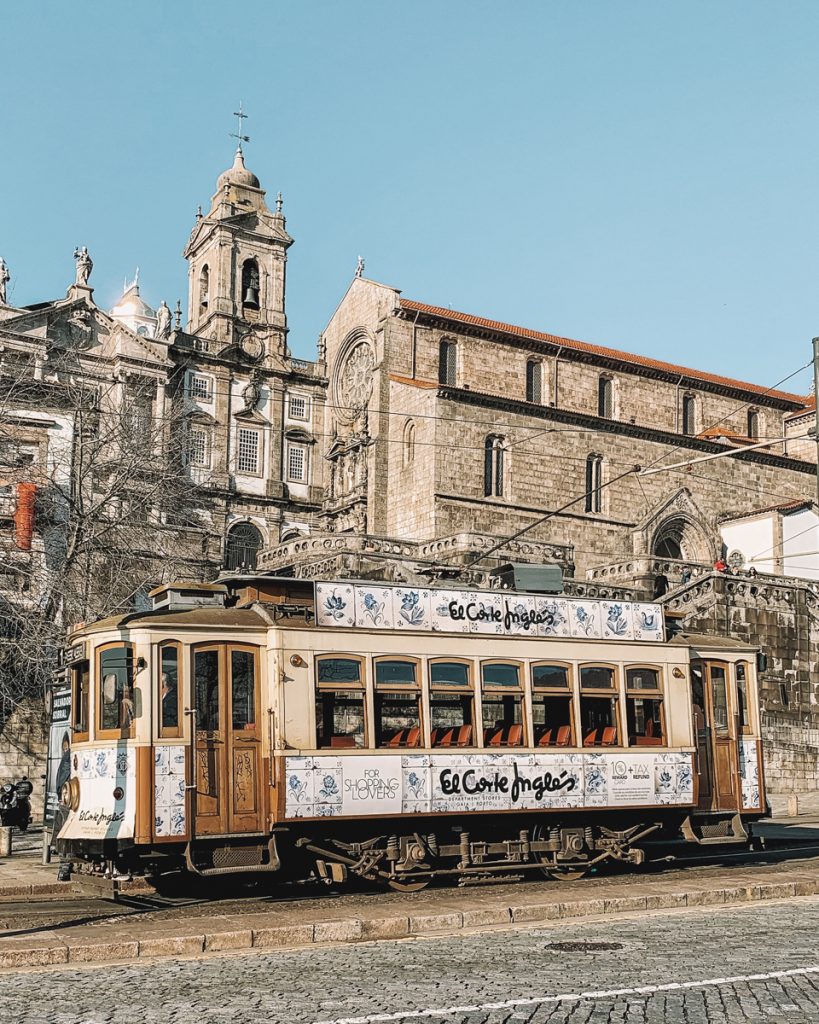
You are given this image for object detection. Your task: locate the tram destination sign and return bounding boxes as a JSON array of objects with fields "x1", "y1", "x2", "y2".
[{"x1": 315, "y1": 583, "x2": 664, "y2": 642}]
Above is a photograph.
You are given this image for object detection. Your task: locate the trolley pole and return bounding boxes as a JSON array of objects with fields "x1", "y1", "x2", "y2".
[{"x1": 813, "y1": 337, "x2": 819, "y2": 508}]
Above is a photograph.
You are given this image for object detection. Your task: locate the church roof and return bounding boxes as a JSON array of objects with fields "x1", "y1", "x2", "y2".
[
  {"x1": 110, "y1": 280, "x2": 156, "y2": 319},
  {"x1": 217, "y1": 147, "x2": 261, "y2": 190},
  {"x1": 399, "y1": 299, "x2": 809, "y2": 409}
]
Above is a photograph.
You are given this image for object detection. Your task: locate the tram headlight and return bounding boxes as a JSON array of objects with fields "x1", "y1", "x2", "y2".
[{"x1": 66, "y1": 777, "x2": 81, "y2": 812}]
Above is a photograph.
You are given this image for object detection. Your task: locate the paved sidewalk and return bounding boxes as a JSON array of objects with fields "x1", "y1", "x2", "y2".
[
  {"x1": 2, "y1": 854, "x2": 819, "y2": 970},
  {"x1": 768, "y1": 789, "x2": 819, "y2": 822}
]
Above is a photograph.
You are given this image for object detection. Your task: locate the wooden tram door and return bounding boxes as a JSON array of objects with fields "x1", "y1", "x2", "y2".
[
  {"x1": 192, "y1": 644, "x2": 263, "y2": 835},
  {"x1": 691, "y1": 661, "x2": 739, "y2": 811}
]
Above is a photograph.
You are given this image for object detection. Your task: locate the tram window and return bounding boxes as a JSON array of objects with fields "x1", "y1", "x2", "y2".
[
  {"x1": 710, "y1": 666, "x2": 729, "y2": 734},
  {"x1": 579, "y1": 696, "x2": 619, "y2": 746},
  {"x1": 736, "y1": 663, "x2": 751, "y2": 732},
  {"x1": 231, "y1": 650, "x2": 256, "y2": 729},
  {"x1": 194, "y1": 649, "x2": 220, "y2": 732},
  {"x1": 316, "y1": 656, "x2": 366, "y2": 748},
  {"x1": 626, "y1": 698, "x2": 664, "y2": 745},
  {"x1": 481, "y1": 662, "x2": 524, "y2": 746},
  {"x1": 317, "y1": 658, "x2": 362, "y2": 685},
  {"x1": 159, "y1": 644, "x2": 181, "y2": 735},
  {"x1": 98, "y1": 645, "x2": 135, "y2": 735},
  {"x1": 532, "y1": 695, "x2": 573, "y2": 746},
  {"x1": 691, "y1": 663, "x2": 706, "y2": 733},
  {"x1": 625, "y1": 668, "x2": 659, "y2": 690},
  {"x1": 430, "y1": 661, "x2": 474, "y2": 746},
  {"x1": 71, "y1": 660, "x2": 89, "y2": 740},
  {"x1": 580, "y1": 666, "x2": 614, "y2": 689},
  {"x1": 532, "y1": 664, "x2": 569, "y2": 689},
  {"x1": 626, "y1": 666, "x2": 663, "y2": 745},
  {"x1": 316, "y1": 690, "x2": 366, "y2": 748},
  {"x1": 375, "y1": 660, "x2": 420, "y2": 748}
]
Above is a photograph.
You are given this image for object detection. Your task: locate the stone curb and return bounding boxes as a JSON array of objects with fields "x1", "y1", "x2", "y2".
[{"x1": 2, "y1": 876, "x2": 817, "y2": 970}]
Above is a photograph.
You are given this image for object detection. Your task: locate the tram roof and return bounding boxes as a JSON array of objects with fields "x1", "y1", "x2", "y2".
[{"x1": 69, "y1": 605, "x2": 267, "y2": 636}]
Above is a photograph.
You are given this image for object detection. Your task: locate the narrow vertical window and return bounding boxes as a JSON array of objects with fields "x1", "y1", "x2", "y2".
[
  {"x1": 439, "y1": 340, "x2": 457, "y2": 386},
  {"x1": 682, "y1": 395, "x2": 696, "y2": 436},
  {"x1": 526, "y1": 359, "x2": 542, "y2": 403},
  {"x1": 484, "y1": 435, "x2": 505, "y2": 497},
  {"x1": 585, "y1": 454, "x2": 603, "y2": 513},
  {"x1": 199, "y1": 265, "x2": 209, "y2": 309},
  {"x1": 403, "y1": 420, "x2": 416, "y2": 465},
  {"x1": 237, "y1": 428, "x2": 261, "y2": 474},
  {"x1": 286, "y1": 444, "x2": 307, "y2": 483},
  {"x1": 747, "y1": 410, "x2": 759, "y2": 440},
  {"x1": 598, "y1": 376, "x2": 614, "y2": 418}
]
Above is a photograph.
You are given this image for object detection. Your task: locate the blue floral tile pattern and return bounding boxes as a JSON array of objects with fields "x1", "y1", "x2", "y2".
[
  {"x1": 601, "y1": 601, "x2": 633, "y2": 640},
  {"x1": 570, "y1": 601, "x2": 603, "y2": 639},
  {"x1": 154, "y1": 743, "x2": 187, "y2": 838}
]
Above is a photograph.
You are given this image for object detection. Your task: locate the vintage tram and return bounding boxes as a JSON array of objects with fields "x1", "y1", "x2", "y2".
[{"x1": 55, "y1": 577, "x2": 765, "y2": 890}]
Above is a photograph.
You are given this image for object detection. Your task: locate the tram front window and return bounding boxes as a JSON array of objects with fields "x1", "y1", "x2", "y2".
[
  {"x1": 98, "y1": 644, "x2": 135, "y2": 734},
  {"x1": 429, "y1": 661, "x2": 474, "y2": 747},
  {"x1": 375, "y1": 660, "x2": 421, "y2": 748},
  {"x1": 316, "y1": 657, "x2": 366, "y2": 748}
]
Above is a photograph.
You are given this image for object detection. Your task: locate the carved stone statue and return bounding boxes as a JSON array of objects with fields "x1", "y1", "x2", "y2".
[
  {"x1": 241, "y1": 372, "x2": 262, "y2": 413},
  {"x1": 0, "y1": 258, "x2": 9, "y2": 305},
  {"x1": 73, "y1": 246, "x2": 93, "y2": 286},
  {"x1": 355, "y1": 255, "x2": 365, "y2": 279},
  {"x1": 155, "y1": 300, "x2": 172, "y2": 340}
]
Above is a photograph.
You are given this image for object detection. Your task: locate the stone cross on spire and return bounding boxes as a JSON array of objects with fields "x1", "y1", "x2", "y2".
[{"x1": 230, "y1": 102, "x2": 250, "y2": 154}]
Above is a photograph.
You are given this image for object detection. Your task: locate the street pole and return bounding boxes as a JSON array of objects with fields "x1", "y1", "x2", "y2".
[{"x1": 813, "y1": 337, "x2": 819, "y2": 509}]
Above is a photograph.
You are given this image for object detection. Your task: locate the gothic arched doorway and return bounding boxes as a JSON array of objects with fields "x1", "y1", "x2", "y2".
[
  {"x1": 651, "y1": 516, "x2": 709, "y2": 564},
  {"x1": 225, "y1": 522, "x2": 263, "y2": 571}
]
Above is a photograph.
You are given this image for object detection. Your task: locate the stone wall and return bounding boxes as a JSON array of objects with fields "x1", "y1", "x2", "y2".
[
  {"x1": 0, "y1": 699, "x2": 48, "y2": 820},
  {"x1": 664, "y1": 573, "x2": 819, "y2": 794}
]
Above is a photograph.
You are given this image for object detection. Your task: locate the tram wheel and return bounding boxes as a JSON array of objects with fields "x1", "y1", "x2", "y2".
[
  {"x1": 546, "y1": 865, "x2": 589, "y2": 882},
  {"x1": 386, "y1": 874, "x2": 431, "y2": 893}
]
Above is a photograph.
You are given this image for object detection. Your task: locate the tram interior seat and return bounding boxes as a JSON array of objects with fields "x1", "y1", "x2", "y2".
[
  {"x1": 633, "y1": 718, "x2": 663, "y2": 746},
  {"x1": 601, "y1": 726, "x2": 617, "y2": 746},
  {"x1": 330, "y1": 736, "x2": 357, "y2": 748},
  {"x1": 386, "y1": 727, "x2": 421, "y2": 748},
  {"x1": 583, "y1": 729, "x2": 598, "y2": 747},
  {"x1": 484, "y1": 724, "x2": 524, "y2": 747},
  {"x1": 431, "y1": 724, "x2": 473, "y2": 747},
  {"x1": 537, "y1": 724, "x2": 572, "y2": 747}
]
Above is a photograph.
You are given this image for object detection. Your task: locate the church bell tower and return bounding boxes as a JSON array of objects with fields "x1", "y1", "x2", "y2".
[{"x1": 183, "y1": 121, "x2": 293, "y2": 355}]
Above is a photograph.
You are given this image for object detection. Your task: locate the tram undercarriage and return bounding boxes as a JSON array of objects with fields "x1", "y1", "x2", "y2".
[{"x1": 61, "y1": 809, "x2": 753, "y2": 893}]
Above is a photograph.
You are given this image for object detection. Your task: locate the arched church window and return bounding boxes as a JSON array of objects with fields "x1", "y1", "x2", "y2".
[
  {"x1": 682, "y1": 394, "x2": 696, "y2": 436},
  {"x1": 484, "y1": 435, "x2": 506, "y2": 497},
  {"x1": 224, "y1": 521, "x2": 263, "y2": 571},
  {"x1": 199, "y1": 265, "x2": 209, "y2": 310},
  {"x1": 526, "y1": 359, "x2": 542, "y2": 403},
  {"x1": 585, "y1": 454, "x2": 603, "y2": 513},
  {"x1": 403, "y1": 420, "x2": 416, "y2": 466},
  {"x1": 241, "y1": 258, "x2": 260, "y2": 310},
  {"x1": 439, "y1": 340, "x2": 457, "y2": 386},
  {"x1": 747, "y1": 409, "x2": 759, "y2": 439},
  {"x1": 598, "y1": 376, "x2": 614, "y2": 419}
]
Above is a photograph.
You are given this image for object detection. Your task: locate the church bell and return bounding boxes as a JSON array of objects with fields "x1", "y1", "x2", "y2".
[{"x1": 243, "y1": 285, "x2": 259, "y2": 308}]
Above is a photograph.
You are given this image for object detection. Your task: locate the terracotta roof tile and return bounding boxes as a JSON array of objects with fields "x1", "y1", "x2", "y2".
[
  {"x1": 389, "y1": 373, "x2": 438, "y2": 389},
  {"x1": 721, "y1": 498, "x2": 813, "y2": 522},
  {"x1": 400, "y1": 299, "x2": 809, "y2": 407}
]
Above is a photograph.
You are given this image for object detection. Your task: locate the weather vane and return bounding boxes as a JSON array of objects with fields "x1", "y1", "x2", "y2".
[{"x1": 230, "y1": 102, "x2": 250, "y2": 152}]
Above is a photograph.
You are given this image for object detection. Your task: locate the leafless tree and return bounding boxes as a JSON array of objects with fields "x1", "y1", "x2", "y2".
[{"x1": 0, "y1": 343, "x2": 216, "y2": 721}]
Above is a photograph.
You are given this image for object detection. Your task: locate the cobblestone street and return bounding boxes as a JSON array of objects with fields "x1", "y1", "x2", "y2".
[{"x1": 3, "y1": 898, "x2": 818, "y2": 1024}]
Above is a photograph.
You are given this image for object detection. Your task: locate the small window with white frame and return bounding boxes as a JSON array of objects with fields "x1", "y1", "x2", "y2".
[
  {"x1": 188, "y1": 373, "x2": 214, "y2": 402},
  {"x1": 237, "y1": 427, "x2": 261, "y2": 475},
  {"x1": 187, "y1": 426, "x2": 211, "y2": 467},
  {"x1": 288, "y1": 394, "x2": 309, "y2": 420},
  {"x1": 287, "y1": 443, "x2": 308, "y2": 483}
]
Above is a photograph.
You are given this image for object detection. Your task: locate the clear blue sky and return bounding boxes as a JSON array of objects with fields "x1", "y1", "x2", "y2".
[{"x1": 2, "y1": 1, "x2": 818, "y2": 391}]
